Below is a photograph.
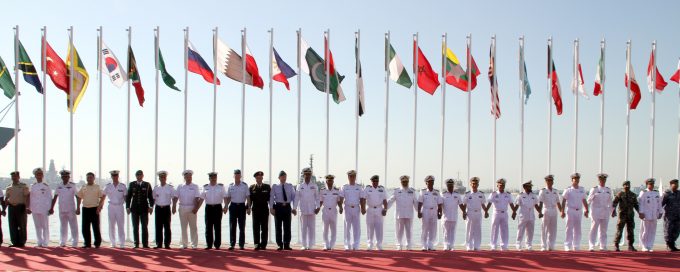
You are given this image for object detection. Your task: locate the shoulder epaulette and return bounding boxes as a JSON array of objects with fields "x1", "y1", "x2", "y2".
[
  {"x1": 203, "y1": 184, "x2": 209, "y2": 187},
  {"x1": 218, "y1": 183, "x2": 224, "y2": 186}
]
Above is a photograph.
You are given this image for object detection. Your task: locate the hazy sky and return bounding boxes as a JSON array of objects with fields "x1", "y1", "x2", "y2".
[{"x1": 1, "y1": 0, "x2": 680, "y2": 190}]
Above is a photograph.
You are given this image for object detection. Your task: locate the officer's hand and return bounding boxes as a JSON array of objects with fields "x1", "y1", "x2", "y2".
[
  {"x1": 75, "y1": 209, "x2": 80, "y2": 216},
  {"x1": 418, "y1": 212, "x2": 422, "y2": 219},
  {"x1": 247, "y1": 208, "x2": 252, "y2": 215},
  {"x1": 172, "y1": 207, "x2": 176, "y2": 215},
  {"x1": 484, "y1": 212, "x2": 489, "y2": 219},
  {"x1": 126, "y1": 208, "x2": 131, "y2": 215},
  {"x1": 26, "y1": 208, "x2": 32, "y2": 215},
  {"x1": 96, "y1": 207, "x2": 102, "y2": 215},
  {"x1": 223, "y1": 208, "x2": 228, "y2": 214},
  {"x1": 462, "y1": 213, "x2": 467, "y2": 221},
  {"x1": 512, "y1": 213, "x2": 516, "y2": 220},
  {"x1": 584, "y1": 210, "x2": 589, "y2": 218},
  {"x1": 382, "y1": 209, "x2": 387, "y2": 216},
  {"x1": 437, "y1": 213, "x2": 442, "y2": 220},
  {"x1": 339, "y1": 207, "x2": 343, "y2": 214},
  {"x1": 192, "y1": 208, "x2": 198, "y2": 214},
  {"x1": 639, "y1": 213, "x2": 645, "y2": 220},
  {"x1": 538, "y1": 213, "x2": 543, "y2": 219},
  {"x1": 270, "y1": 208, "x2": 276, "y2": 216},
  {"x1": 611, "y1": 211, "x2": 616, "y2": 218},
  {"x1": 361, "y1": 208, "x2": 366, "y2": 215},
  {"x1": 148, "y1": 207, "x2": 153, "y2": 214},
  {"x1": 292, "y1": 209, "x2": 297, "y2": 216},
  {"x1": 561, "y1": 212, "x2": 566, "y2": 219},
  {"x1": 314, "y1": 208, "x2": 320, "y2": 214},
  {"x1": 49, "y1": 209, "x2": 54, "y2": 215}
]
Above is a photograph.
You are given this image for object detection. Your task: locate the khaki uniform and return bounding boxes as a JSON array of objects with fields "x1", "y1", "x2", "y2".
[{"x1": 5, "y1": 183, "x2": 29, "y2": 246}]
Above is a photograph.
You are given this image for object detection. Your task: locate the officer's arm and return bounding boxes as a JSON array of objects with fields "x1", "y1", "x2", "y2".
[
  {"x1": 147, "y1": 184, "x2": 155, "y2": 208},
  {"x1": 76, "y1": 190, "x2": 82, "y2": 211},
  {"x1": 382, "y1": 199, "x2": 388, "y2": 210},
  {"x1": 337, "y1": 196, "x2": 343, "y2": 210},
  {"x1": 386, "y1": 192, "x2": 396, "y2": 209},
  {"x1": 417, "y1": 202, "x2": 423, "y2": 213},
  {"x1": 194, "y1": 197, "x2": 203, "y2": 210},
  {"x1": 50, "y1": 194, "x2": 58, "y2": 211},
  {"x1": 125, "y1": 184, "x2": 132, "y2": 209},
  {"x1": 25, "y1": 190, "x2": 31, "y2": 211},
  {"x1": 172, "y1": 193, "x2": 178, "y2": 209},
  {"x1": 560, "y1": 198, "x2": 566, "y2": 213},
  {"x1": 612, "y1": 194, "x2": 620, "y2": 209},
  {"x1": 459, "y1": 204, "x2": 466, "y2": 214},
  {"x1": 1, "y1": 196, "x2": 5, "y2": 211}
]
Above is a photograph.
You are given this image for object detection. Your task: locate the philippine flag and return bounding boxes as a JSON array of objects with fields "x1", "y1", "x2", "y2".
[
  {"x1": 272, "y1": 48, "x2": 296, "y2": 90},
  {"x1": 187, "y1": 41, "x2": 220, "y2": 85}
]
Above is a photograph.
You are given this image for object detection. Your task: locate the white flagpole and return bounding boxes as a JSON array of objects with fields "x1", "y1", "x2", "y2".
[
  {"x1": 466, "y1": 34, "x2": 472, "y2": 183},
  {"x1": 519, "y1": 36, "x2": 525, "y2": 183},
  {"x1": 325, "y1": 29, "x2": 330, "y2": 176},
  {"x1": 384, "y1": 31, "x2": 390, "y2": 188},
  {"x1": 355, "y1": 30, "x2": 360, "y2": 177},
  {"x1": 241, "y1": 28, "x2": 247, "y2": 173},
  {"x1": 625, "y1": 40, "x2": 631, "y2": 180},
  {"x1": 268, "y1": 27, "x2": 274, "y2": 244},
  {"x1": 154, "y1": 26, "x2": 160, "y2": 186},
  {"x1": 296, "y1": 28, "x2": 302, "y2": 245},
  {"x1": 599, "y1": 39, "x2": 606, "y2": 174},
  {"x1": 677, "y1": 58, "x2": 680, "y2": 178},
  {"x1": 650, "y1": 41, "x2": 657, "y2": 178},
  {"x1": 183, "y1": 27, "x2": 189, "y2": 171},
  {"x1": 13, "y1": 25, "x2": 19, "y2": 172},
  {"x1": 547, "y1": 37, "x2": 553, "y2": 175},
  {"x1": 212, "y1": 27, "x2": 218, "y2": 172},
  {"x1": 413, "y1": 33, "x2": 419, "y2": 182},
  {"x1": 68, "y1": 26, "x2": 74, "y2": 179},
  {"x1": 440, "y1": 33, "x2": 447, "y2": 188},
  {"x1": 492, "y1": 35, "x2": 497, "y2": 182},
  {"x1": 97, "y1": 26, "x2": 102, "y2": 183},
  {"x1": 573, "y1": 39, "x2": 579, "y2": 173},
  {"x1": 41, "y1": 26, "x2": 47, "y2": 170},
  {"x1": 126, "y1": 27, "x2": 131, "y2": 186}
]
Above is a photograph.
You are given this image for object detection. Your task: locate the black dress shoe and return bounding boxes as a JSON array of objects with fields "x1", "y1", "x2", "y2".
[
  {"x1": 284, "y1": 246, "x2": 293, "y2": 250},
  {"x1": 205, "y1": 247, "x2": 212, "y2": 250},
  {"x1": 260, "y1": 247, "x2": 266, "y2": 250},
  {"x1": 254, "y1": 247, "x2": 261, "y2": 251},
  {"x1": 134, "y1": 245, "x2": 140, "y2": 249},
  {"x1": 81, "y1": 246, "x2": 91, "y2": 248},
  {"x1": 628, "y1": 245, "x2": 638, "y2": 252},
  {"x1": 277, "y1": 247, "x2": 283, "y2": 251},
  {"x1": 215, "y1": 247, "x2": 220, "y2": 250},
  {"x1": 239, "y1": 246, "x2": 245, "y2": 250},
  {"x1": 143, "y1": 245, "x2": 150, "y2": 248},
  {"x1": 228, "y1": 246, "x2": 235, "y2": 251},
  {"x1": 164, "y1": 246, "x2": 171, "y2": 249},
  {"x1": 154, "y1": 246, "x2": 162, "y2": 249}
]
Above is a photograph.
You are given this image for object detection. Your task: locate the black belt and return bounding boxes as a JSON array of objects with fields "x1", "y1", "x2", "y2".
[
  {"x1": 231, "y1": 203, "x2": 245, "y2": 206},
  {"x1": 8, "y1": 203, "x2": 26, "y2": 207},
  {"x1": 156, "y1": 205, "x2": 170, "y2": 208},
  {"x1": 206, "y1": 204, "x2": 222, "y2": 207},
  {"x1": 274, "y1": 202, "x2": 290, "y2": 206}
]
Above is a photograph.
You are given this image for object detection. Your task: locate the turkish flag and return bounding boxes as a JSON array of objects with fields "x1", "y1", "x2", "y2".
[{"x1": 41, "y1": 38, "x2": 68, "y2": 93}]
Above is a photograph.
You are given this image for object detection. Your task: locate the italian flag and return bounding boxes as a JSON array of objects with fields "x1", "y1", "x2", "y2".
[
  {"x1": 593, "y1": 47, "x2": 604, "y2": 96},
  {"x1": 386, "y1": 42, "x2": 412, "y2": 89}
]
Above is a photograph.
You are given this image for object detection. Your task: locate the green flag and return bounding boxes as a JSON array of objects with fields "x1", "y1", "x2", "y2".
[
  {"x1": 299, "y1": 38, "x2": 345, "y2": 103},
  {"x1": 158, "y1": 49, "x2": 180, "y2": 91},
  {"x1": 0, "y1": 56, "x2": 16, "y2": 99}
]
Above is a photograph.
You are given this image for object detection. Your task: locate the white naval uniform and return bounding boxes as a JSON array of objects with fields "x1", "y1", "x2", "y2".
[
  {"x1": 176, "y1": 183, "x2": 200, "y2": 248},
  {"x1": 55, "y1": 182, "x2": 79, "y2": 247},
  {"x1": 103, "y1": 182, "x2": 127, "y2": 248},
  {"x1": 341, "y1": 183, "x2": 365, "y2": 250},
  {"x1": 587, "y1": 185, "x2": 613, "y2": 250},
  {"x1": 441, "y1": 190, "x2": 462, "y2": 250},
  {"x1": 387, "y1": 187, "x2": 418, "y2": 250},
  {"x1": 294, "y1": 180, "x2": 319, "y2": 249},
  {"x1": 30, "y1": 181, "x2": 52, "y2": 247},
  {"x1": 638, "y1": 189, "x2": 662, "y2": 251},
  {"x1": 153, "y1": 184, "x2": 176, "y2": 206},
  {"x1": 364, "y1": 185, "x2": 388, "y2": 250},
  {"x1": 538, "y1": 187, "x2": 561, "y2": 250},
  {"x1": 320, "y1": 187, "x2": 342, "y2": 249},
  {"x1": 419, "y1": 189, "x2": 442, "y2": 250},
  {"x1": 488, "y1": 191, "x2": 514, "y2": 250},
  {"x1": 562, "y1": 186, "x2": 587, "y2": 251},
  {"x1": 464, "y1": 191, "x2": 486, "y2": 250},
  {"x1": 515, "y1": 191, "x2": 539, "y2": 250}
]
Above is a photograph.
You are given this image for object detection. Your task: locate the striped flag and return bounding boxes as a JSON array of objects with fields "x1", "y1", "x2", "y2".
[
  {"x1": 488, "y1": 44, "x2": 500, "y2": 119},
  {"x1": 548, "y1": 44, "x2": 563, "y2": 115},
  {"x1": 594, "y1": 46, "x2": 605, "y2": 96},
  {"x1": 520, "y1": 43, "x2": 531, "y2": 104},
  {"x1": 386, "y1": 42, "x2": 412, "y2": 89},
  {"x1": 355, "y1": 34, "x2": 365, "y2": 116},
  {"x1": 647, "y1": 50, "x2": 667, "y2": 93},
  {"x1": 625, "y1": 53, "x2": 641, "y2": 110}
]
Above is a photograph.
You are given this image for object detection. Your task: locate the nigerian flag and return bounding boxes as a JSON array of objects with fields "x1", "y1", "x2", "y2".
[
  {"x1": 299, "y1": 37, "x2": 345, "y2": 103},
  {"x1": 386, "y1": 42, "x2": 412, "y2": 88}
]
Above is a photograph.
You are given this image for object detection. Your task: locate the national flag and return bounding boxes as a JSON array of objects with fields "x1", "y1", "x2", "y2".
[
  {"x1": 356, "y1": 34, "x2": 365, "y2": 116},
  {"x1": 215, "y1": 39, "x2": 263, "y2": 88},
  {"x1": 571, "y1": 63, "x2": 588, "y2": 99},
  {"x1": 386, "y1": 42, "x2": 412, "y2": 88},
  {"x1": 299, "y1": 37, "x2": 345, "y2": 103},
  {"x1": 187, "y1": 41, "x2": 220, "y2": 85},
  {"x1": 272, "y1": 48, "x2": 296, "y2": 90},
  {"x1": 42, "y1": 38, "x2": 68, "y2": 92},
  {"x1": 626, "y1": 56, "x2": 642, "y2": 110},
  {"x1": 17, "y1": 41, "x2": 43, "y2": 94},
  {"x1": 0, "y1": 57, "x2": 16, "y2": 99},
  {"x1": 647, "y1": 50, "x2": 667, "y2": 92},
  {"x1": 594, "y1": 47, "x2": 605, "y2": 96},
  {"x1": 671, "y1": 59, "x2": 680, "y2": 84},
  {"x1": 157, "y1": 49, "x2": 180, "y2": 91},
  {"x1": 444, "y1": 47, "x2": 479, "y2": 91},
  {"x1": 128, "y1": 46, "x2": 145, "y2": 107},
  {"x1": 325, "y1": 36, "x2": 346, "y2": 103},
  {"x1": 548, "y1": 45, "x2": 563, "y2": 115},
  {"x1": 0, "y1": 127, "x2": 15, "y2": 151},
  {"x1": 100, "y1": 41, "x2": 127, "y2": 88},
  {"x1": 520, "y1": 46, "x2": 531, "y2": 104},
  {"x1": 65, "y1": 43, "x2": 89, "y2": 113},
  {"x1": 413, "y1": 42, "x2": 440, "y2": 95},
  {"x1": 488, "y1": 45, "x2": 500, "y2": 119}
]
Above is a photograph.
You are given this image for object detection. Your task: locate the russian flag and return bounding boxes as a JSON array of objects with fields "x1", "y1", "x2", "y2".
[
  {"x1": 272, "y1": 48, "x2": 296, "y2": 90},
  {"x1": 188, "y1": 41, "x2": 220, "y2": 85}
]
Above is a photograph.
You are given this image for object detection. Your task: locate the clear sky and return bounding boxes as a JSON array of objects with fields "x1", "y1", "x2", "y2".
[{"x1": 1, "y1": 0, "x2": 680, "y2": 190}]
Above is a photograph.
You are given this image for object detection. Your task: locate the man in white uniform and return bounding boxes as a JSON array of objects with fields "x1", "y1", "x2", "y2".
[
  {"x1": 487, "y1": 178, "x2": 514, "y2": 251},
  {"x1": 513, "y1": 180, "x2": 541, "y2": 250},
  {"x1": 29, "y1": 168, "x2": 52, "y2": 247},
  {"x1": 418, "y1": 175, "x2": 442, "y2": 251},
  {"x1": 588, "y1": 173, "x2": 613, "y2": 251},
  {"x1": 441, "y1": 178, "x2": 464, "y2": 250},
  {"x1": 342, "y1": 170, "x2": 365, "y2": 250},
  {"x1": 320, "y1": 174, "x2": 343, "y2": 250},
  {"x1": 463, "y1": 177, "x2": 487, "y2": 251},
  {"x1": 50, "y1": 170, "x2": 79, "y2": 247},
  {"x1": 103, "y1": 170, "x2": 126, "y2": 248},
  {"x1": 202, "y1": 172, "x2": 228, "y2": 250},
  {"x1": 538, "y1": 174, "x2": 562, "y2": 251},
  {"x1": 561, "y1": 172, "x2": 589, "y2": 251},
  {"x1": 294, "y1": 167, "x2": 319, "y2": 250},
  {"x1": 364, "y1": 175, "x2": 388, "y2": 250},
  {"x1": 174, "y1": 170, "x2": 201, "y2": 249},
  {"x1": 639, "y1": 178, "x2": 663, "y2": 252},
  {"x1": 387, "y1": 175, "x2": 418, "y2": 250},
  {"x1": 152, "y1": 170, "x2": 175, "y2": 249}
]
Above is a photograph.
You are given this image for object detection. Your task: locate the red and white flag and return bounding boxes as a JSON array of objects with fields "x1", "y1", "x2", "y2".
[
  {"x1": 488, "y1": 44, "x2": 500, "y2": 119},
  {"x1": 670, "y1": 59, "x2": 680, "y2": 84},
  {"x1": 626, "y1": 56, "x2": 642, "y2": 110},
  {"x1": 647, "y1": 50, "x2": 667, "y2": 92},
  {"x1": 548, "y1": 44, "x2": 563, "y2": 115},
  {"x1": 571, "y1": 63, "x2": 588, "y2": 99},
  {"x1": 593, "y1": 46, "x2": 605, "y2": 96}
]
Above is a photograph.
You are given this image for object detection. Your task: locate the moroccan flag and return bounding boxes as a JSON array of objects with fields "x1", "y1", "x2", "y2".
[
  {"x1": 413, "y1": 42, "x2": 440, "y2": 94},
  {"x1": 548, "y1": 45, "x2": 563, "y2": 115},
  {"x1": 215, "y1": 39, "x2": 263, "y2": 88},
  {"x1": 356, "y1": 34, "x2": 365, "y2": 116},
  {"x1": 157, "y1": 49, "x2": 180, "y2": 91},
  {"x1": 386, "y1": 41, "x2": 412, "y2": 88},
  {"x1": 128, "y1": 46, "x2": 145, "y2": 107},
  {"x1": 17, "y1": 41, "x2": 43, "y2": 94},
  {"x1": 520, "y1": 44, "x2": 531, "y2": 104},
  {"x1": 488, "y1": 45, "x2": 500, "y2": 119},
  {"x1": 65, "y1": 43, "x2": 89, "y2": 113},
  {"x1": 0, "y1": 57, "x2": 16, "y2": 99},
  {"x1": 594, "y1": 47, "x2": 605, "y2": 96},
  {"x1": 272, "y1": 48, "x2": 296, "y2": 90},
  {"x1": 100, "y1": 41, "x2": 127, "y2": 88},
  {"x1": 647, "y1": 50, "x2": 667, "y2": 92},
  {"x1": 671, "y1": 59, "x2": 680, "y2": 84},
  {"x1": 444, "y1": 47, "x2": 479, "y2": 91},
  {"x1": 299, "y1": 36, "x2": 345, "y2": 103},
  {"x1": 187, "y1": 41, "x2": 220, "y2": 85},
  {"x1": 626, "y1": 56, "x2": 642, "y2": 110},
  {"x1": 42, "y1": 38, "x2": 68, "y2": 92}
]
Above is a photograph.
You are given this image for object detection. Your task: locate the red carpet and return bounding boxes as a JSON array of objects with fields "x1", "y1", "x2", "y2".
[{"x1": 0, "y1": 247, "x2": 678, "y2": 271}]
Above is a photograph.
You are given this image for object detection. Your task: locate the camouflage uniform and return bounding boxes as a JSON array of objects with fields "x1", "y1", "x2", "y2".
[
  {"x1": 662, "y1": 189, "x2": 680, "y2": 249},
  {"x1": 612, "y1": 190, "x2": 638, "y2": 247}
]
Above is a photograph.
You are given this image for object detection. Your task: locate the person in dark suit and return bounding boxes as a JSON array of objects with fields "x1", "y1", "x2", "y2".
[
  {"x1": 125, "y1": 170, "x2": 154, "y2": 248},
  {"x1": 249, "y1": 171, "x2": 271, "y2": 250}
]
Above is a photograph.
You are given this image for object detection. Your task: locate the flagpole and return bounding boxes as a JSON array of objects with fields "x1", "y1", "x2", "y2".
[
  {"x1": 68, "y1": 26, "x2": 74, "y2": 180},
  {"x1": 492, "y1": 34, "x2": 497, "y2": 182},
  {"x1": 325, "y1": 29, "x2": 330, "y2": 176},
  {"x1": 547, "y1": 37, "x2": 553, "y2": 175},
  {"x1": 573, "y1": 38, "x2": 579, "y2": 173},
  {"x1": 519, "y1": 36, "x2": 525, "y2": 183},
  {"x1": 625, "y1": 40, "x2": 631, "y2": 180},
  {"x1": 126, "y1": 26, "x2": 132, "y2": 187},
  {"x1": 413, "y1": 32, "x2": 419, "y2": 182},
  {"x1": 268, "y1": 27, "x2": 274, "y2": 244},
  {"x1": 13, "y1": 25, "x2": 19, "y2": 172},
  {"x1": 41, "y1": 26, "x2": 47, "y2": 170},
  {"x1": 297, "y1": 28, "x2": 302, "y2": 180},
  {"x1": 677, "y1": 57, "x2": 680, "y2": 178},
  {"x1": 241, "y1": 28, "x2": 247, "y2": 173},
  {"x1": 384, "y1": 31, "x2": 390, "y2": 188},
  {"x1": 440, "y1": 33, "x2": 447, "y2": 188},
  {"x1": 97, "y1": 26, "x2": 102, "y2": 183},
  {"x1": 355, "y1": 29, "x2": 360, "y2": 177},
  {"x1": 466, "y1": 34, "x2": 471, "y2": 183},
  {"x1": 650, "y1": 41, "x2": 656, "y2": 178},
  {"x1": 599, "y1": 39, "x2": 606, "y2": 174},
  {"x1": 183, "y1": 27, "x2": 188, "y2": 171},
  {"x1": 212, "y1": 27, "x2": 218, "y2": 172},
  {"x1": 154, "y1": 26, "x2": 160, "y2": 186}
]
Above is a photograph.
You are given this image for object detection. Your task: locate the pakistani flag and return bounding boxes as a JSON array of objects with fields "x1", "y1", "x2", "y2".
[
  {"x1": 0, "y1": 56, "x2": 16, "y2": 99},
  {"x1": 299, "y1": 37, "x2": 345, "y2": 103},
  {"x1": 17, "y1": 41, "x2": 43, "y2": 93},
  {"x1": 356, "y1": 35, "x2": 365, "y2": 116},
  {"x1": 157, "y1": 49, "x2": 180, "y2": 91},
  {"x1": 386, "y1": 42, "x2": 412, "y2": 88}
]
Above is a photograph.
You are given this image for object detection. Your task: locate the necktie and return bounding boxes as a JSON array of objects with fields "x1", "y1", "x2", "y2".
[{"x1": 282, "y1": 184, "x2": 288, "y2": 202}]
